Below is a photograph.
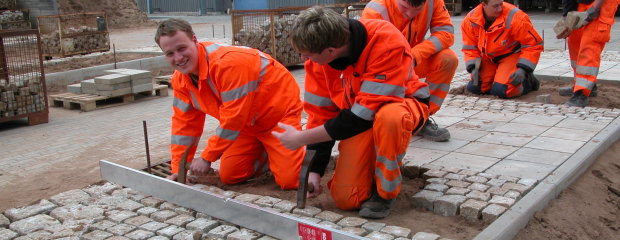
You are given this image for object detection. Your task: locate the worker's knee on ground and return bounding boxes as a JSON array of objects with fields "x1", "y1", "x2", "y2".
[
  {"x1": 330, "y1": 186, "x2": 368, "y2": 210},
  {"x1": 218, "y1": 173, "x2": 248, "y2": 185},
  {"x1": 466, "y1": 81, "x2": 483, "y2": 94},
  {"x1": 375, "y1": 103, "x2": 413, "y2": 132},
  {"x1": 490, "y1": 82, "x2": 510, "y2": 99}
]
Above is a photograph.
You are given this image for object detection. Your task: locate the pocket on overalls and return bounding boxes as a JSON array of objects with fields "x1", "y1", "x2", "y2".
[{"x1": 593, "y1": 21, "x2": 611, "y2": 43}]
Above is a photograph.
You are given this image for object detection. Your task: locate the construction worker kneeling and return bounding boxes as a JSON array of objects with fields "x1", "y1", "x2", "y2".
[{"x1": 461, "y1": 0, "x2": 543, "y2": 98}]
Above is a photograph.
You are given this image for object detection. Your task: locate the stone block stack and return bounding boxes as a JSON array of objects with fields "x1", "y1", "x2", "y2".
[
  {"x1": 70, "y1": 69, "x2": 153, "y2": 97},
  {"x1": 0, "y1": 74, "x2": 46, "y2": 118}
]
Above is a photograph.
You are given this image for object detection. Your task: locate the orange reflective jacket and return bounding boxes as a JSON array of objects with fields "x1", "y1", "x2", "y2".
[
  {"x1": 170, "y1": 42, "x2": 302, "y2": 173},
  {"x1": 362, "y1": 0, "x2": 455, "y2": 65},
  {"x1": 461, "y1": 2, "x2": 543, "y2": 73},
  {"x1": 304, "y1": 19, "x2": 430, "y2": 130}
]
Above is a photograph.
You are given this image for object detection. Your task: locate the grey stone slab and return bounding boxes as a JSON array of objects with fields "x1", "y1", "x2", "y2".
[
  {"x1": 410, "y1": 138, "x2": 470, "y2": 152},
  {"x1": 489, "y1": 195, "x2": 516, "y2": 208},
  {"x1": 555, "y1": 118, "x2": 608, "y2": 132},
  {"x1": 446, "y1": 127, "x2": 489, "y2": 141},
  {"x1": 67, "y1": 83, "x2": 82, "y2": 93},
  {"x1": 470, "y1": 111, "x2": 520, "y2": 122},
  {"x1": 8, "y1": 214, "x2": 60, "y2": 235},
  {"x1": 510, "y1": 114, "x2": 565, "y2": 127},
  {"x1": 451, "y1": 119, "x2": 505, "y2": 131},
  {"x1": 505, "y1": 147, "x2": 572, "y2": 165},
  {"x1": 435, "y1": 195, "x2": 467, "y2": 217},
  {"x1": 477, "y1": 132, "x2": 537, "y2": 147},
  {"x1": 466, "y1": 190, "x2": 491, "y2": 202},
  {"x1": 173, "y1": 230, "x2": 203, "y2": 240},
  {"x1": 455, "y1": 142, "x2": 519, "y2": 158},
  {"x1": 95, "y1": 81, "x2": 132, "y2": 91},
  {"x1": 524, "y1": 136, "x2": 586, "y2": 153},
  {"x1": 94, "y1": 74, "x2": 131, "y2": 84},
  {"x1": 435, "y1": 108, "x2": 480, "y2": 118},
  {"x1": 541, "y1": 127, "x2": 597, "y2": 142},
  {"x1": 50, "y1": 204, "x2": 105, "y2": 222},
  {"x1": 234, "y1": 193, "x2": 261, "y2": 203},
  {"x1": 432, "y1": 116, "x2": 465, "y2": 128},
  {"x1": 403, "y1": 147, "x2": 449, "y2": 166},
  {"x1": 3, "y1": 199, "x2": 57, "y2": 221},
  {"x1": 432, "y1": 152, "x2": 501, "y2": 172},
  {"x1": 533, "y1": 58, "x2": 566, "y2": 70},
  {"x1": 493, "y1": 122, "x2": 550, "y2": 135},
  {"x1": 140, "y1": 197, "x2": 164, "y2": 208},
  {"x1": 273, "y1": 200, "x2": 296, "y2": 213},
  {"x1": 485, "y1": 160, "x2": 557, "y2": 180},
  {"x1": 50, "y1": 189, "x2": 91, "y2": 206}
]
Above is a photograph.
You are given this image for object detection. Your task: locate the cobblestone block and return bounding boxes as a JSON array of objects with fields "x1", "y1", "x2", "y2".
[
  {"x1": 412, "y1": 190, "x2": 443, "y2": 211},
  {"x1": 498, "y1": 175, "x2": 519, "y2": 183},
  {"x1": 458, "y1": 169, "x2": 478, "y2": 176},
  {"x1": 89, "y1": 219, "x2": 116, "y2": 231},
  {"x1": 442, "y1": 166, "x2": 463, "y2": 173},
  {"x1": 487, "y1": 186, "x2": 510, "y2": 196},
  {"x1": 125, "y1": 229, "x2": 155, "y2": 240},
  {"x1": 444, "y1": 173, "x2": 466, "y2": 181},
  {"x1": 147, "y1": 236, "x2": 169, "y2": 240},
  {"x1": 482, "y1": 204, "x2": 507, "y2": 223},
  {"x1": 0, "y1": 228, "x2": 17, "y2": 239},
  {"x1": 156, "y1": 225, "x2": 185, "y2": 238},
  {"x1": 446, "y1": 180, "x2": 470, "y2": 188},
  {"x1": 4, "y1": 199, "x2": 57, "y2": 221},
  {"x1": 381, "y1": 225, "x2": 411, "y2": 238},
  {"x1": 424, "y1": 183, "x2": 449, "y2": 193},
  {"x1": 95, "y1": 196, "x2": 144, "y2": 211},
  {"x1": 273, "y1": 200, "x2": 296, "y2": 213},
  {"x1": 466, "y1": 190, "x2": 491, "y2": 202},
  {"x1": 460, "y1": 199, "x2": 488, "y2": 222},
  {"x1": 14, "y1": 230, "x2": 51, "y2": 239},
  {"x1": 45, "y1": 219, "x2": 93, "y2": 237},
  {"x1": 412, "y1": 232, "x2": 440, "y2": 240},
  {"x1": 502, "y1": 183, "x2": 531, "y2": 194},
  {"x1": 0, "y1": 214, "x2": 9, "y2": 228},
  {"x1": 486, "y1": 178, "x2": 507, "y2": 187},
  {"x1": 227, "y1": 228, "x2": 261, "y2": 240},
  {"x1": 106, "y1": 236, "x2": 131, "y2": 240},
  {"x1": 186, "y1": 218, "x2": 219, "y2": 232},
  {"x1": 234, "y1": 194, "x2": 261, "y2": 203},
  {"x1": 194, "y1": 212, "x2": 213, "y2": 220},
  {"x1": 426, "y1": 178, "x2": 448, "y2": 184},
  {"x1": 318, "y1": 221, "x2": 341, "y2": 229},
  {"x1": 446, "y1": 187, "x2": 470, "y2": 195},
  {"x1": 362, "y1": 222, "x2": 386, "y2": 232},
  {"x1": 136, "y1": 207, "x2": 159, "y2": 217},
  {"x1": 315, "y1": 211, "x2": 343, "y2": 222},
  {"x1": 423, "y1": 170, "x2": 447, "y2": 179},
  {"x1": 489, "y1": 195, "x2": 516, "y2": 208},
  {"x1": 112, "y1": 188, "x2": 148, "y2": 202},
  {"x1": 107, "y1": 223, "x2": 137, "y2": 235},
  {"x1": 434, "y1": 195, "x2": 467, "y2": 216},
  {"x1": 401, "y1": 162, "x2": 421, "y2": 178},
  {"x1": 504, "y1": 190, "x2": 522, "y2": 200},
  {"x1": 207, "y1": 225, "x2": 238, "y2": 239},
  {"x1": 477, "y1": 172, "x2": 497, "y2": 179},
  {"x1": 50, "y1": 204, "x2": 105, "y2": 222},
  {"x1": 292, "y1": 206, "x2": 322, "y2": 217},
  {"x1": 254, "y1": 196, "x2": 282, "y2": 208},
  {"x1": 298, "y1": 216, "x2": 321, "y2": 224},
  {"x1": 84, "y1": 182, "x2": 121, "y2": 196},
  {"x1": 337, "y1": 217, "x2": 367, "y2": 227},
  {"x1": 517, "y1": 178, "x2": 538, "y2": 187},
  {"x1": 106, "y1": 210, "x2": 139, "y2": 223},
  {"x1": 164, "y1": 214, "x2": 195, "y2": 227},
  {"x1": 172, "y1": 230, "x2": 202, "y2": 240},
  {"x1": 468, "y1": 183, "x2": 490, "y2": 192},
  {"x1": 82, "y1": 229, "x2": 114, "y2": 240},
  {"x1": 124, "y1": 215, "x2": 153, "y2": 226},
  {"x1": 159, "y1": 202, "x2": 178, "y2": 211},
  {"x1": 50, "y1": 191, "x2": 88, "y2": 209},
  {"x1": 341, "y1": 227, "x2": 367, "y2": 236},
  {"x1": 8, "y1": 214, "x2": 61, "y2": 235},
  {"x1": 173, "y1": 207, "x2": 195, "y2": 217},
  {"x1": 139, "y1": 221, "x2": 169, "y2": 232},
  {"x1": 365, "y1": 231, "x2": 394, "y2": 239},
  {"x1": 464, "y1": 175, "x2": 488, "y2": 184},
  {"x1": 150, "y1": 210, "x2": 178, "y2": 222},
  {"x1": 257, "y1": 236, "x2": 277, "y2": 240},
  {"x1": 140, "y1": 197, "x2": 164, "y2": 208}
]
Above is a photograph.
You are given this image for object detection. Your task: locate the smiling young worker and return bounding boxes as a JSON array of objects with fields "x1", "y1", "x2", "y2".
[
  {"x1": 155, "y1": 18, "x2": 304, "y2": 189},
  {"x1": 273, "y1": 6, "x2": 431, "y2": 219},
  {"x1": 461, "y1": 0, "x2": 543, "y2": 99},
  {"x1": 362, "y1": 0, "x2": 457, "y2": 142}
]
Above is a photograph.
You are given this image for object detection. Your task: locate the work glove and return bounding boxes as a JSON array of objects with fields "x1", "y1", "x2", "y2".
[
  {"x1": 569, "y1": 8, "x2": 599, "y2": 30},
  {"x1": 470, "y1": 58, "x2": 481, "y2": 86},
  {"x1": 509, "y1": 68, "x2": 527, "y2": 86}
]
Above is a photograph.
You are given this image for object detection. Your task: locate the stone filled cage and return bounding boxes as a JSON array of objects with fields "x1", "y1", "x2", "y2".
[
  {"x1": 0, "y1": 9, "x2": 31, "y2": 30},
  {"x1": 231, "y1": 3, "x2": 366, "y2": 66},
  {"x1": 37, "y1": 12, "x2": 110, "y2": 58},
  {"x1": 0, "y1": 0, "x2": 15, "y2": 10},
  {"x1": 0, "y1": 29, "x2": 48, "y2": 125}
]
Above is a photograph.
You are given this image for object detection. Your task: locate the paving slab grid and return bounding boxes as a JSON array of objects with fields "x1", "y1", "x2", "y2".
[{"x1": 2, "y1": 13, "x2": 620, "y2": 240}]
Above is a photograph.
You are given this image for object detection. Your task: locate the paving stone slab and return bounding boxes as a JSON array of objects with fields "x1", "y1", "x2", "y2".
[
  {"x1": 45, "y1": 219, "x2": 92, "y2": 238},
  {"x1": 468, "y1": 183, "x2": 490, "y2": 192},
  {"x1": 234, "y1": 194, "x2": 261, "y2": 203},
  {"x1": 292, "y1": 206, "x2": 321, "y2": 217},
  {"x1": 254, "y1": 196, "x2": 282, "y2": 208},
  {"x1": 488, "y1": 195, "x2": 516, "y2": 208},
  {"x1": 470, "y1": 111, "x2": 520, "y2": 122},
  {"x1": 136, "y1": 207, "x2": 158, "y2": 217},
  {"x1": 445, "y1": 127, "x2": 489, "y2": 141},
  {"x1": 432, "y1": 152, "x2": 501, "y2": 172},
  {"x1": 111, "y1": 188, "x2": 148, "y2": 202},
  {"x1": 464, "y1": 176, "x2": 489, "y2": 184},
  {"x1": 485, "y1": 159, "x2": 558, "y2": 180},
  {"x1": 411, "y1": 138, "x2": 470, "y2": 152},
  {"x1": 172, "y1": 229, "x2": 202, "y2": 240},
  {"x1": 466, "y1": 190, "x2": 491, "y2": 202},
  {"x1": 318, "y1": 221, "x2": 341, "y2": 229},
  {"x1": 124, "y1": 215, "x2": 153, "y2": 226},
  {"x1": 424, "y1": 183, "x2": 449, "y2": 193},
  {"x1": 505, "y1": 147, "x2": 572, "y2": 166},
  {"x1": 540, "y1": 127, "x2": 597, "y2": 142},
  {"x1": 3, "y1": 199, "x2": 57, "y2": 221},
  {"x1": 150, "y1": 210, "x2": 178, "y2": 222},
  {"x1": 403, "y1": 147, "x2": 450, "y2": 169},
  {"x1": 426, "y1": 178, "x2": 449, "y2": 184},
  {"x1": 50, "y1": 189, "x2": 92, "y2": 206},
  {"x1": 8, "y1": 214, "x2": 61, "y2": 235},
  {"x1": 14, "y1": 230, "x2": 52, "y2": 240},
  {"x1": 476, "y1": 132, "x2": 536, "y2": 147},
  {"x1": 95, "y1": 196, "x2": 144, "y2": 211},
  {"x1": 493, "y1": 122, "x2": 550, "y2": 136},
  {"x1": 273, "y1": 200, "x2": 296, "y2": 213},
  {"x1": 140, "y1": 197, "x2": 164, "y2": 208},
  {"x1": 446, "y1": 187, "x2": 470, "y2": 195},
  {"x1": 435, "y1": 108, "x2": 480, "y2": 118},
  {"x1": 555, "y1": 118, "x2": 607, "y2": 132},
  {"x1": 451, "y1": 119, "x2": 505, "y2": 131},
  {"x1": 482, "y1": 204, "x2": 507, "y2": 223},
  {"x1": 509, "y1": 114, "x2": 565, "y2": 127}
]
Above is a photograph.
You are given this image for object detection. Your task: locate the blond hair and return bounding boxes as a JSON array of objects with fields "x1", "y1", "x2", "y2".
[
  {"x1": 154, "y1": 18, "x2": 195, "y2": 44},
  {"x1": 290, "y1": 6, "x2": 350, "y2": 53}
]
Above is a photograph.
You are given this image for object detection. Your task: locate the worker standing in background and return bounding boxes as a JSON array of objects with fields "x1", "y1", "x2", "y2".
[
  {"x1": 155, "y1": 18, "x2": 304, "y2": 189},
  {"x1": 556, "y1": 0, "x2": 620, "y2": 107},
  {"x1": 461, "y1": 0, "x2": 543, "y2": 99},
  {"x1": 362, "y1": 0, "x2": 456, "y2": 142}
]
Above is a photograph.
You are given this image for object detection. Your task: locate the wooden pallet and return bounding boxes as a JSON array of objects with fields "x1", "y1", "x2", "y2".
[
  {"x1": 154, "y1": 75, "x2": 172, "y2": 88},
  {"x1": 50, "y1": 84, "x2": 168, "y2": 111}
]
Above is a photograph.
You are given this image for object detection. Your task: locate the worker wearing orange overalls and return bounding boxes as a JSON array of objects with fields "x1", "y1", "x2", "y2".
[
  {"x1": 273, "y1": 6, "x2": 430, "y2": 219},
  {"x1": 557, "y1": 0, "x2": 620, "y2": 107},
  {"x1": 362, "y1": 0, "x2": 456, "y2": 142},
  {"x1": 155, "y1": 19, "x2": 304, "y2": 190},
  {"x1": 461, "y1": 0, "x2": 543, "y2": 99}
]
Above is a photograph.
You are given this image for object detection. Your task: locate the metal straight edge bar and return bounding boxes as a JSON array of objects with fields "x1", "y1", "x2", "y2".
[
  {"x1": 473, "y1": 116, "x2": 620, "y2": 240},
  {"x1": 99, "y1": 160, "x2": 365, "y2": 240}
]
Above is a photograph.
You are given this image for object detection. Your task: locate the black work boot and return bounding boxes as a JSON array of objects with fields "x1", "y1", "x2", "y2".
[
  {"x1": 559, "y1": 84, "x2": 597, "y2": 97},
  {"x1": 359, "y1": 191, "x2": 394, "y2": 219},
  {"x1": 528, "y1": 73, "x2": 540, "y2": 91},
  {"x1": 566, "y1": 90, "x2": 589, "y2": 108},
  {"x1": 420, "y1": 117, "x2": 450, "y2": 142}
]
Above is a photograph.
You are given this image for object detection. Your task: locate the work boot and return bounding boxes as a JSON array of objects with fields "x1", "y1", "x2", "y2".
[
  {"x1": 559, "y1": 85, "x2": 597, "y2": 97},
  {"x1": 566, "y1": 90, "x2": 589, "y2": 107},
  {"x1": 359, "y1": 192, "x2": 394, "y2": 219},
  {"x1": 529, "y1": 74, "x2": 540, "y2": 91},
  {"x1": 420, "y1": 117, "x2": 450, "y2": 142}
]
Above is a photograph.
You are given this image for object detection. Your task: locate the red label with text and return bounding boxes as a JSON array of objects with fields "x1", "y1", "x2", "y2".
[{"x1": 298, "y1": 222, "x2": 332, "y2": 240}]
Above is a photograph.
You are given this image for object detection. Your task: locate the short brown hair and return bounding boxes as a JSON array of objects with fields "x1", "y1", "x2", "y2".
[
  {"x1": 290, "y1": 6, "x2": 350, "y2": 53},
  {"x1": 154, "y1": 18, "x2": 195, "y2": 44}
]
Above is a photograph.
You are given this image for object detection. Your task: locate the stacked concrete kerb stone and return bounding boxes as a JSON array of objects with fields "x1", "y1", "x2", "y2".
[
  {"x1": 67, "y1": 68, "x2": 154, "y2": 97},
  {"x1": 408, "y1": 165, "x2": 537, "y2": 224}
]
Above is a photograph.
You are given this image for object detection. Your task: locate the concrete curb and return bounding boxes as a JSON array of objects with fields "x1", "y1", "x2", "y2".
[{"x1": 473, "y1": 116, "x2": 620, "y2": 240}]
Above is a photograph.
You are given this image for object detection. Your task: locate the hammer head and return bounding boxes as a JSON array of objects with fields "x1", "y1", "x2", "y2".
[
  {"x1": 296, "y1": 150, "x2": 317, "y2": 209},
  {"x1": 177, "y1": 141, "x2": 197, "y2": 184}
]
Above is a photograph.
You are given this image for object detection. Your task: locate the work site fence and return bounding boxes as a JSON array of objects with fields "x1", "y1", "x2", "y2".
[
  {"x1": 0, "y1": 30, "x2": 48, "y2": 125},
  {"x1": 231, "y1": 3, "x2": 365, "y2": 66},
  {"x1": 37, "y1": 12, "x2": 110, "y2": 58},
  {"x1": 0, "y1": 0, "x2": 15, "y2": 10},
  {"x1": 0, "y1": 9, "x2": 30, "y2": 30}
]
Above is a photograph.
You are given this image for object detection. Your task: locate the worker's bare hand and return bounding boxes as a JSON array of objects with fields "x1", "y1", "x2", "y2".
[
  {"x1": 307, "y1": 172, "x2": 323, "y2": 198},
  {"x1": 167, "y1": 173, "x2": 178, "y2": 181},
  {"x1": 189, "y1": 157, "x2": 212, "y2": 176},
  {"x1": 272, "y1": 122, "x2": 304, "y2": 150}
]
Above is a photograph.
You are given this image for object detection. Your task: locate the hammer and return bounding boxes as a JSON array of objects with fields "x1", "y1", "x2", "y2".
[
  {"x1": 296, "y1": 150, "x2": 317, "y2": 209},
  {"x1": 177, "y1": 141, "x2": 197, "y2": 184}
]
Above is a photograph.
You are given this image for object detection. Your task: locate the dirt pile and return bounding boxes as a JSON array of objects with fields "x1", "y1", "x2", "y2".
[{"x1": 56, "y1": 0, "x2": 156, "y2": 29}]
